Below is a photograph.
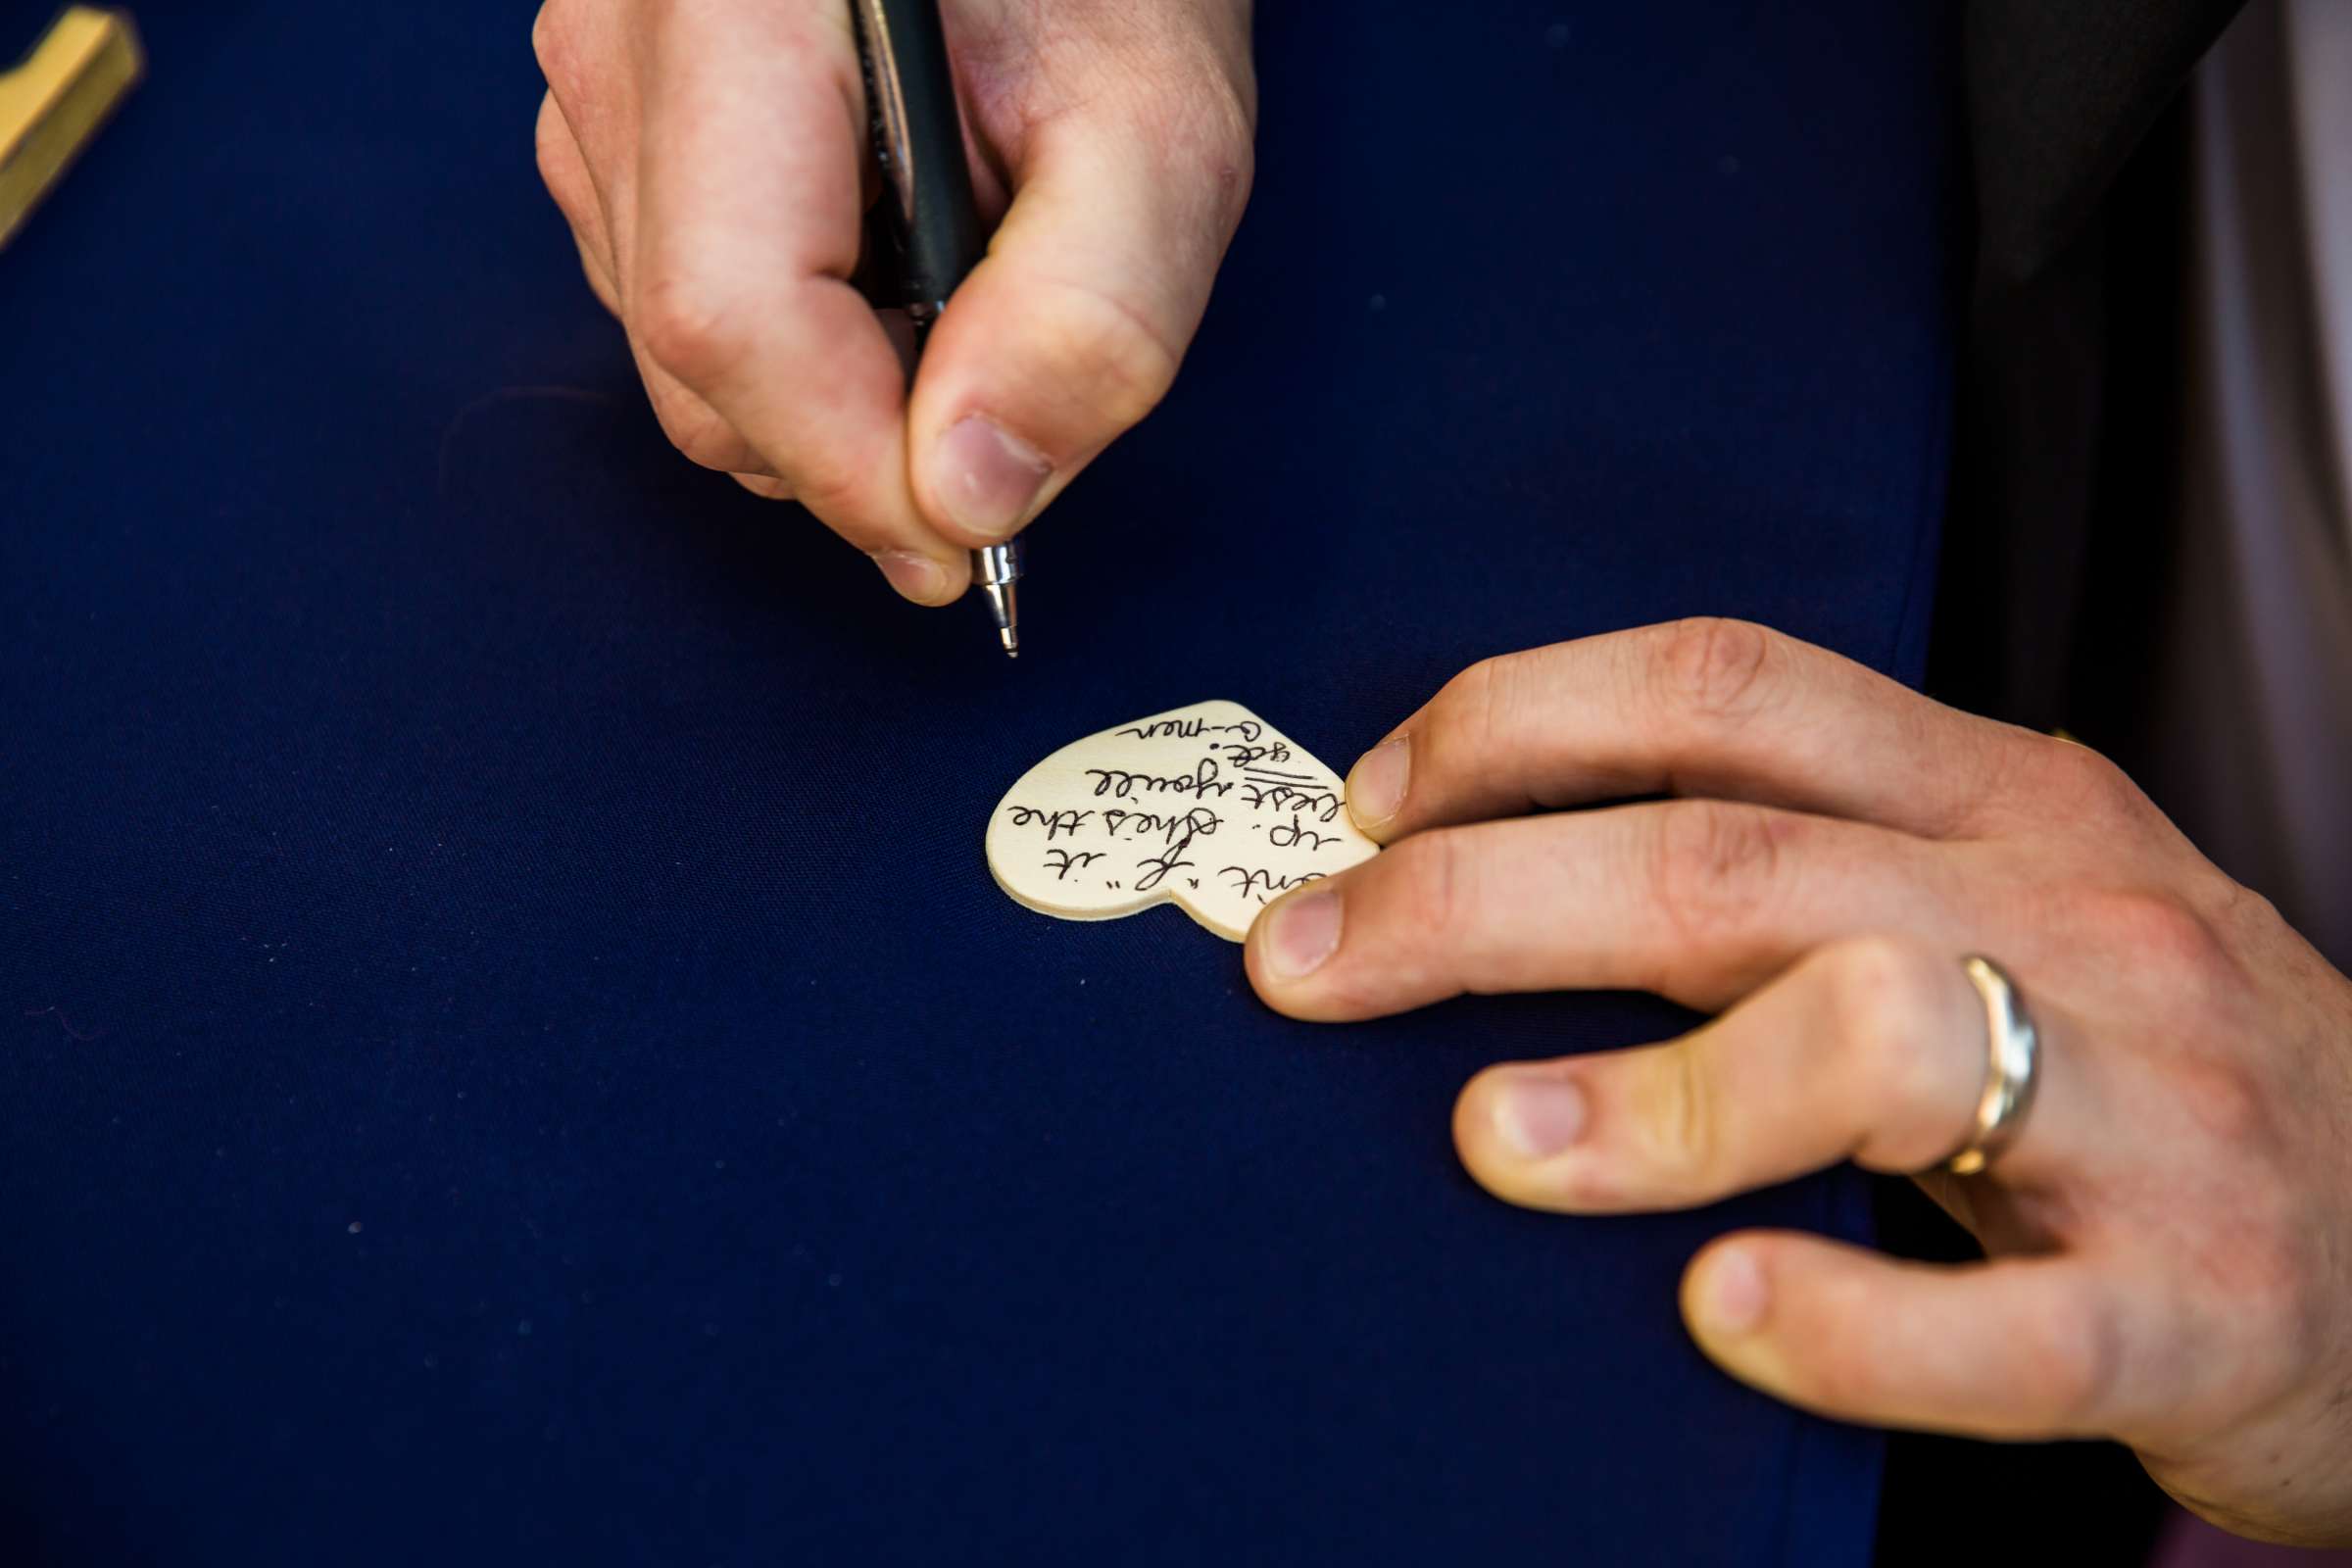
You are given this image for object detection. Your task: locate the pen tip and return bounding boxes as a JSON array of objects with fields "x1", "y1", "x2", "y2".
[{"x1": 1000, "y1": 627, "x2": 1018, "y2": 659}]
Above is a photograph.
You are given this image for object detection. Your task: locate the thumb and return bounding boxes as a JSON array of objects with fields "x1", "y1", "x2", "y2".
[{"x1": 906, "y1": 99, "x2": 1252, "y2": 544}]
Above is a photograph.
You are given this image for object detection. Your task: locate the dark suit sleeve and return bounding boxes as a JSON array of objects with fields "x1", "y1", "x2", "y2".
[
  {"x1": 1933, "y1": 0, "x2": 2247, "y2": 729},
  {"x1": 1966, "y1": 0, "x2": 2249, "y2": 289}
]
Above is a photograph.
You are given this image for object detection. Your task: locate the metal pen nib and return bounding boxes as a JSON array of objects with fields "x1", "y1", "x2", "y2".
[
  {"x1": 850, "y1": 0, "x2": 1017, "y2": 662},
  {"x1": 974, "y1": 539, "x2": 1021, "y2": 659}
]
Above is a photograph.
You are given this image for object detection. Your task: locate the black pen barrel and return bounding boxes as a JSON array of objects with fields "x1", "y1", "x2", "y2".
[{"x1": 857, "y1": 0, "x2": 986, "y2": 313}]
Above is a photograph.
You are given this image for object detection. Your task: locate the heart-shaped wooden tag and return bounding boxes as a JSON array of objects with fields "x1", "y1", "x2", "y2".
[{"x1": 987, "y1": 700, "x2": 1380, "y2": 942}]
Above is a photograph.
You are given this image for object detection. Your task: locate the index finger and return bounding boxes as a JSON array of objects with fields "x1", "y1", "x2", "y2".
[
  {"x1": 629, "y1": 0, "x2": 970, "y2": 597},
  {"x1": 1344, "y1": 618, "x2": 2034, "y2": 844}
]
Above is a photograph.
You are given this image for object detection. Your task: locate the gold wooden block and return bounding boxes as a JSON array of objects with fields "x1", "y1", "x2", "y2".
[{"x1": 0, "y1": 7, "x2": 142, "y2": 251}]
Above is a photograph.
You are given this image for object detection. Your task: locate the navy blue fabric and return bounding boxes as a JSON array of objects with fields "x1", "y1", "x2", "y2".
[{"x1": 0, "y1": 3, "x2": 1957, "y2": 1563}]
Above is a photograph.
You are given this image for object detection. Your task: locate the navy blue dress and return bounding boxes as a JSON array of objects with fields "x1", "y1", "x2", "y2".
[{"x1": 0, "y1": 3, "x2": 1957, "y2": 1561}]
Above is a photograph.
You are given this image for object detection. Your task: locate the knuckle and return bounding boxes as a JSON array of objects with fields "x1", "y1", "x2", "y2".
[
  {"x1": 532, "y1": 98, "x2": 587, "y2": 215},
  {"x1": 1386, "y1": 829, "x2": 1467, "y2": 949},
  {"x1": 2164, "y1": 1053, "x2": 2275, "y2": 1153},
  {"x1": 574, "y1": 244, "x2": 620, "y2": 316},
  {"x1": 1434, "y1": 653, "x2": 1525, "y2": 767},
  {"x1": 1396, "y1": 656, "x2": 1514, "y2": 816},
  {"x1": 2024, "y1": 1292, "x2": 2122, "y2": 1432},
  {"x1": 2043, "y1": 739, "x2": 2152, "y2": 827},
  {"x1": 1205, "y1": 112, "x2": 1256, "y2": 225},
  {"x1": 2081, "y1": 888, "x2": 2236, "y2": 1001},
  {"x1": 1649, "y1": 1042, "x2": 1721, "y2": 1185},
  {"x1": 530, "y1": 2, "x2": 575, "y2": 90},
  {"x1": 1818, "y1": 935, "x2": 1952, "y2": 1105},
  {"x1": 732, "y1": 472, "x2": 793, "y2": 501},
  {"x1": 637, "y1": 374, "x2": 746, "y2": 473},
  {"x1": 1650, "y1": 616, "x2": 1777, "y2": 729},
  {"x1": 1651, "y1": 801, "x2": 1790, "y2": 947},
  {"x1": 2197, "y1": 872, "x2": 2283, "y2": 944},
  {"x1": 780, "y1": 454, "x2": 870, "y2": 528},
  {"x1": 654, "y1": 404, "x2": 744, "y2": 473},
  {"x1": 1435, "y1": 656, "x2": 1499, "y2": 751},
  {"x1": 634, "y1": 268, "x2": 750, "y2": 389},
  {"x1": 1157, "y1": 73, "x2": 1256, "y2": 226}
]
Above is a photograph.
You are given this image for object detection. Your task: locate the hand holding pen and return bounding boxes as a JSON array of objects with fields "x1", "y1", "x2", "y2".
[{"x1": 528, "y1": 0, "x2": 1257, "y2": 616}]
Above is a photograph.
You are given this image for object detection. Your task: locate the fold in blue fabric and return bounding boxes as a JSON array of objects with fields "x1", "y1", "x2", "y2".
[{"x1": 0, "y1": 2, "x2": 1957, "y2": 1562}]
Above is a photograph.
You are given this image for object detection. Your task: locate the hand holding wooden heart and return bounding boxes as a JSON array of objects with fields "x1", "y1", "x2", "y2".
[{"x1": 987, "y1": 701, "x2": 1380, "y2": 941}]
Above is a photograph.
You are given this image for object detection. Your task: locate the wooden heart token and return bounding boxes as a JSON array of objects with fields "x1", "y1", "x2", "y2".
[{"x1": 987, "y1": 700, "x2": 1380, "y2": 942}]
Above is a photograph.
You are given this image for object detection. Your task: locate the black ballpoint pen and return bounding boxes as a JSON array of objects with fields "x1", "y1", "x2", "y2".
[{"x1": 848, "y1": 0, "x2": 1021, "y2": 658}]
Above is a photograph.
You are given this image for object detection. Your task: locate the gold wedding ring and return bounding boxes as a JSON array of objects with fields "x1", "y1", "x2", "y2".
[
  {"x1": 1935, "y1": 955, "x2": 2041, "y2": 1176},
  {"x1": 1, "y1": 9, "x2": 142, "y2": 251}
]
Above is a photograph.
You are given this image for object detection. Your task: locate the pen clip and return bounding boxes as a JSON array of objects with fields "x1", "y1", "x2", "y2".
[{"x1": 850, "y1": 0, "x2": 916, "y2": 226}]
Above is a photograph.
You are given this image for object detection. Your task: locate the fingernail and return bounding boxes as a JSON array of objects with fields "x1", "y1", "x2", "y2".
[
  {"x1": 1493, "y1": 1071, "x2": 1588, "y2": 1158},
  {"x1": 1697, "y1": 1248, "x2": 1769, "y2": 1337},
  {"x1": 1348, "y1": 737, "x2": 1410, "y2": 826},
  {"x1": 932, "y1": 415, "x2": 1052, "y2": 539},
  {"x1": 1263, "y1": 889, "x2": 1341, "y2": 980},
  {"x1": 873, "y1": 550, "x2": 948, "y2": 603}
]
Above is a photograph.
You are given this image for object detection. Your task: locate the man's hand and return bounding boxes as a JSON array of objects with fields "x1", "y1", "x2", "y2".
[
  {"x1": 1245, "y1": 618, "x2": 2352, "y2": 1546},
  {"x1": 530, "y1": 0, "x2": 1254, "y2": 603}
]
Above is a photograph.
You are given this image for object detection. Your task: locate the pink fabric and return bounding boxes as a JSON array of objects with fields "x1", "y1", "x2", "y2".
[
  {"x1": 2151, "y1": 1507, "x2": 2352, "y2": 1568},
  {"x1": 2135, "y1": 0, "x2": 2352, "y2": 969}
]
